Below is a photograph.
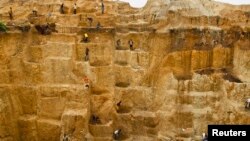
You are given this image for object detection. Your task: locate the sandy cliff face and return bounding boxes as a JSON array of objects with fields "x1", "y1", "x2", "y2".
[{"x1": 0, "y1": 0, "x2": 250, "y2": 141}]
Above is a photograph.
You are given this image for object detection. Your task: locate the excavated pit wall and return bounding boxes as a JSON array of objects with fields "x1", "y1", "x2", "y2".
[{"x1": 0, "y1": 0, "x2": 250, "y2": 141}]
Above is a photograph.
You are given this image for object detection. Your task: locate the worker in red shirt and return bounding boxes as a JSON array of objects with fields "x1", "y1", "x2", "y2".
[{"x1": 83, "y1": 76, "x2": 90, "y2": 89}]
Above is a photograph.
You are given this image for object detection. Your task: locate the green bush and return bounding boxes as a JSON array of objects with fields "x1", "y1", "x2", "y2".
[{"x1": 0, "y1": 22, "x2": 7, "y2": 32}]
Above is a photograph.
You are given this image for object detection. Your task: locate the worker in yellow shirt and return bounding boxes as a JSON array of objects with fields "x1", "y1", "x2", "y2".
[{"x1": 83, "y1": 33, "x2": 89, "y2": 42}]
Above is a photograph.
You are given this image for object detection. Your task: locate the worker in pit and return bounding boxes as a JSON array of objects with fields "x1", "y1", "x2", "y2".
[
  {"x1": 63, "y1": 134, "x2": 70, "y2": 141},
  {"x1": 83, "y1": 33, "x2": 89, "y2": 43},
  {"x1": 115, "y1": 101, "x2": 122, "y2": 112},
  {"x1": 113, "y1": 129, "x2": 122, "y2": 140},
  {"x1": 96, "y1": 22, "x2": 101, "y2": 29},
  {"x1": 9, "y1": 7, "x2": 13, "y2": 20},
  {"x1": 73, "y1": 3, "x2": 77, "y2": 14},
  {"x1": 32, "y1": 7, "x2": 38, "y2": 16},
  {"x1": 202, "y1": 133, "x2": 208, "y2": 141},
  {"x1": 87, "y1": 17, "x2": 93, "y2": 27},
  {"x1": 101, "y1": 1, "x2": 105, "y2": 14},
  {"x1": 85, "y1": 47, "x2": 89, "y2": 61},
  {"x1": 60, "y1": 3, "x2": 64, "y2": 14},
  {"x1": 245, "y1": 98, "x2": 250, "y2": 109},
  {"x1": 117, "y1": 101, "x2": 122, "y2": 107},
  {"x1": 128, "y1": 39, "x2": 134, "y2": 50},
  {"x1": 91, "y1": 115, "x2": 100, "y2": 124},
  {"x1": 83, "y1": 76, "x2": 90, "y2": 89},
  {"x1": 116, "y1": 39, "x2": 121, "y2": 49}
]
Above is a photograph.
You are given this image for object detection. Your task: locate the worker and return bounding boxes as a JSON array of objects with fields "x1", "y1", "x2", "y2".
[
  {"x1": 150, "y1": 12, "x2": 157, "y2": 24},
  {"x1": 213, "y1": 40, "x2": 218, "y2": 45},
  {"x1": 202, "y1": 133, "x2": 208, "y2": 141},
  {"x1": 113, "y1": 129, "x2": 121, "y2": 140},
  {"x1": 117, "y1": 101, "x2": 122, "y2": 107},
  {"x1": 153, "y1": 13, "x2": 157, "y2": 22},
  {"x1": 83, "y1": 33, "x2": 89, "y2": 42},
  {"x1": 46, "y1": 12, "x2": 52, "y2": 22},
  {"x1": 83, "y1": 76, "x2": 90, "y2": 89},
  {"x1": 116, "y1": 101, "x2": 122, "y2": 112},
  {"x1": 96, "y1": 22, "x2": 101, "y2": 29},
  {"x1": 101, "y1": 1, "x2": 104, "y2": 14},
  {"x1": 116, "y1": 39, "x2": 121, "y2": 49},
  {"x1": 46, "y1": 22, "x2": 50, "y2": 29},
  {"x1": 85, "y1": 48, "x2": 89, "y2": 61},
  {"x1": 63, "y1": 134, "x2": 69, "y2": 141},
  {"x1": 91, "y1": 115, "x2": 100, "y2": 124},
  {"x1": 216, "y1": 17, "x2": 219, "y2": 25},
  {"x1": 60, "y1": 3, "x2": 64, "y2": 14},
  {"x1": 87, "y1": 17, "x2": 93, "y2": 27},
  {"x1": 73, "y1": 3, "x2": 77, "y2": 14},
  {"x1": 128, "y1": 39, "x2": 134, "y2": 50},
  {"x1": 245, "y1": 98, "x2": 250, "y2": 109},
  {"x1": 9, "y1": 7, "x2": 13, "y2": 20},
  {"x1": 32, "y1": 7, "x2": 38, "y2": 16}
]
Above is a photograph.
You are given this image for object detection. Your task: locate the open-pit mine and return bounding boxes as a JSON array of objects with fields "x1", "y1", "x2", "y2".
[{"x1": 0, "y1": 0, "x2": 249, "y2": 141}]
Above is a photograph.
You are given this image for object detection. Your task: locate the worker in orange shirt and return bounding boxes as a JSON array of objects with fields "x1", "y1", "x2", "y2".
[{"x1": 83, "y1": 76, "x2": 90, "y2": 89}]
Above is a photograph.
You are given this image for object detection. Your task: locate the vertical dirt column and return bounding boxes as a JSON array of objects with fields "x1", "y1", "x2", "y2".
[{"x1": 83, "y1": 29, "x2": 115, "y2": 140}]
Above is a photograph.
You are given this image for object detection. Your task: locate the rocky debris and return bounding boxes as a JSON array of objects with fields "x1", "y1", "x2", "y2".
[
  {"x1": 16, "y1": 24, "x2": 30, "y2": 32},
  {"x1": 223, "y1": 73, "x2": 242, "y2": 83},
  {"x1": 35, "y1": 23, "x2": 57, "y2": 35}
]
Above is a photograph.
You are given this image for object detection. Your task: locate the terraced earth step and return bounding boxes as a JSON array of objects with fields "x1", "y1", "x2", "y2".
[
  {"x1": 62, "y1": 109, "x2": 88, "y2": 118},
  {"x1": 88, "y1": 121, "x2": 113, "y2": 137},
  {"x1": 178, "y1": 104, "x2": 212, "y2": 115},
  {"x1": 127, "y1": 135, "x2": 156, "y2": 141},
  {"x1": 65, "y1": 101, "x2": 89, "y2": 110},
  {"x1": 175, "y1": 137, "x2": 192, "y2": 141},
  {"x1": 116, "y1": 22, "x2": 149, "y2": 27},
  {"x1": 85, "y1": 133, "x2": 113, "y2": 141},
  {"x1": 36, "y1": 118, "x2": 61, "y2": 127},
  {"x1": 18, "y1": 114, "x2": 37, "y2": 121},
  {"x1": 116, "y1": 26, "x2": 155, "y2": 33},
  {"x1": 116, "y1": 110, "x2": 159, "y2": 128}
]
